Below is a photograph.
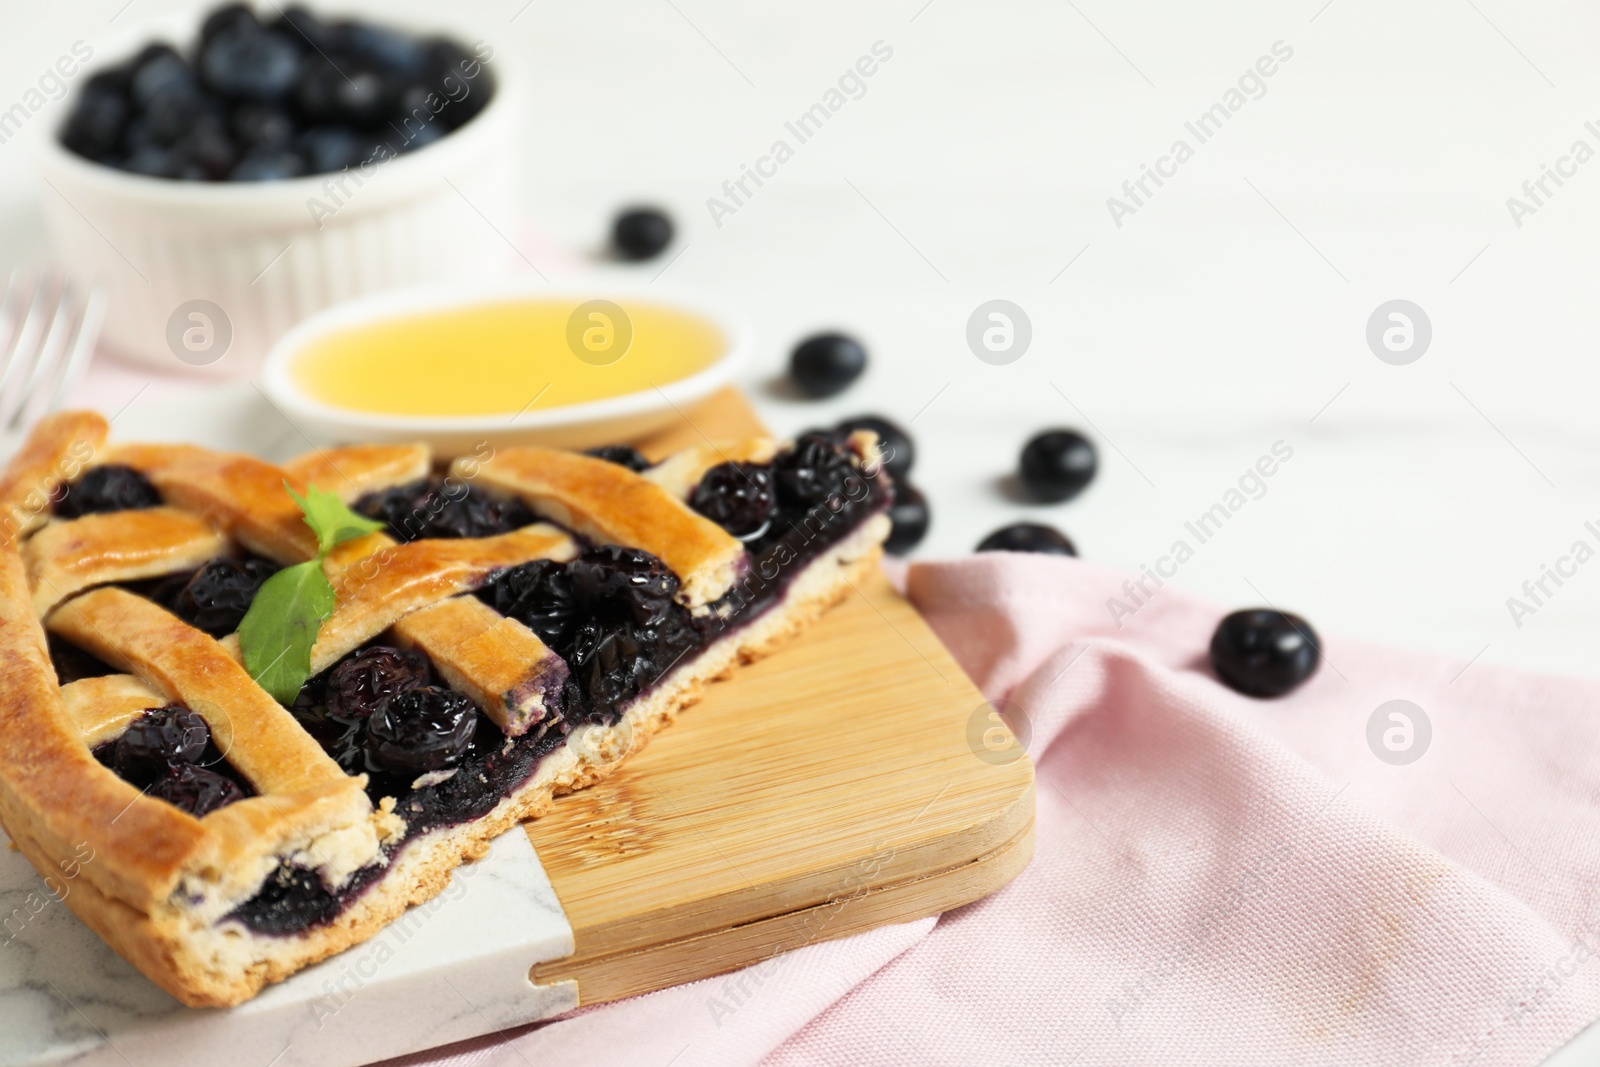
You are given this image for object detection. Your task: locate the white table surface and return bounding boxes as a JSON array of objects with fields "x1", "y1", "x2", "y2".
[{"x1": 3, "y1": 1, "x2": 1599, "y2": 1063}]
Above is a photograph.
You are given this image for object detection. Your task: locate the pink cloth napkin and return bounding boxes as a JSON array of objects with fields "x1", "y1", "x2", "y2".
[{"x1": 388, "y1": 555, "x2": 1600, "y2": 1067}]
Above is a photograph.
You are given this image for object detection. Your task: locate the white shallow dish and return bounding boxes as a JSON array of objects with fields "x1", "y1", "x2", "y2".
[
  {"x1": 33, "y1": 8, "x2": 520, "y2": 377},
  {"x1": 259, "y1": 277, "x2": 749, "y2": 455}
]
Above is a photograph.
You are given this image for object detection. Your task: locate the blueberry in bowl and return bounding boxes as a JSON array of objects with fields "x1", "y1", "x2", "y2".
[
  {"x1": 40, "y1": 5, "x2": 516, "y2": 372},
  {"x1": 55, "y1": 4, "x2": 497, "y2": 182}
]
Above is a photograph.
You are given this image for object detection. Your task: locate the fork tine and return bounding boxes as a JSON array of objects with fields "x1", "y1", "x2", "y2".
[
  {"x1": 5, "y1": 275, "x2": 72, "y2": 433},
  {"x1": 42, "y1": 282, "x2": 104, "y2": 419},
  {"x1": 0, "y1": 270, "x2": 41, "y2": 410},
  {"x1": 0, "y1": 271, "x2": 51, "y2": 429}
]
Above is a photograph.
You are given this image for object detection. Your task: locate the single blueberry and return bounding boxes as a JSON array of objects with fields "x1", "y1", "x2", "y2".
[
  {"x1": 174, "y1": 117, "x2": 237, "y2": 179},
  {"x1": 295, "y1": 56, "x2": 393, "y2": 126},
  {"x1": 200, "y1": 3, "x2": 258, "y2": 43},
  {"x1": 232, "y1": 103, "x2": 296, "y2": 149},
  {"x1": 1209, "y1": 609, "x2": 1321, "y2": 698},
  {"x1": 975, "y1": 523, "x2": 1076, "y2": 557},
  {"x1": 141, "y1": 85, "x2": 213, "y2": 146},
  {"x1": 341, "y1": 22, "x2": 427, "y2": 77},
  {"x1": 202, "y1": 26, "x2": 302, "y2": 102},
  {"x1": 229, "y1": 149, "x2": 306, "y2": 181},
  {"x1": 326, "y1": 646, "x2": 430, "y2": 722},
  {"x1": 298, "y1": 125, "x2": 362, "y2": 173},
  {"x1": 114, "y1": 706, "x2": 210, "y2": 787},
  {"x1": 772, "y1": 432, "x2": 857, "y2": 507},
  {"x1": 612, "y1": 208, "x2": 674, "y2": 261},
  {"x1": 835, "y1": 414, "x2": 913, "y2": 480},
  {"x1": 170, "y1": 558, "x2": 279, "y2": 636},
  {"x1": 1019, "y1": 429, "x2": 1097, "y2": 503},
  {"x1": 365, "y1": 686, "x2": 478, "y2": 775},
  {"x1": 691, "y1": 463, "x2": 776, "y2": 540},
  {"x1": 885, "y1": 483, "x2": 929, "y2": 555},
  {"x1": 272, "y1": 5, "x2": 339, "y2": 52},
  {"x1": 60, "y1": 82, "x2": 129, "y2": 160},
  {"x1": 789, "y1": 333, "x2": 867, "y2": 398},
  {"x1": 150, "y1": 764, "x2": 248, "y2": 817},
  {"x1": 128, "y1": 46, "x2": 196, "y2": 107}
]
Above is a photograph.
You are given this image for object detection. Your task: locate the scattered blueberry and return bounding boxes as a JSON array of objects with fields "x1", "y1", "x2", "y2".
[
  {"x1": 1209, "y1": 609, "x2": 1321, "y2": 698},
  {"x1": 691, "y1": 463, "x2": 776, "y2": 540},
  {"x1": 150, "y1": 764, "x2": 248, "y2": 817},
  {"x1": 1019, "y1": 429, "x2": 1097, "y2": 503},
  {"x1": 885, "y1": 484, "x2": 929, "y2": 555},
  {"x1": 612, "y1": 207, "x2": 674, "y2": 261},
  {"x1": 54, "y1": 465, "x2": 161, "y2": 518},
  {"x1": 326, "y1": 646, "x2": 430, "y2": 722},
  {"x1": 170, "y1": 558, "x2": 279, "y2": 636},
  {"x1": 789, "y1": 333, "x2": 867, "y2": 398},
  {"x1": 976, "y1": 522, "x2": 1076, "y2": 556},
  {"x1": 835, "y1": 414, "x2": 913, "y2": 481},
  {"x1": 365, "y1": 686, "x2": 478, "y2": 775},
  {"x1": 114, "y1": 706, "x2": 210, "y2": 786}
]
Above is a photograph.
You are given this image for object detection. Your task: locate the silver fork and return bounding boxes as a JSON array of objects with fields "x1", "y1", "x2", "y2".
[{"x1": 0, "y1": 270, "x2": 105, "y2": 433}]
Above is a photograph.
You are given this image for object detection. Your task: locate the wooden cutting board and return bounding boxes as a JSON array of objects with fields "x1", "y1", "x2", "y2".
[{"x1": 524, "y1": 388, "x2": 1035, "y2": 1005}]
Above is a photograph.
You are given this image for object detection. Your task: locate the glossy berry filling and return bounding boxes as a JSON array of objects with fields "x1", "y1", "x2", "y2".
[
  {"x1": 691, "y1": 463, "x2": 776, "y2": 540},
  {"x1": 353, "y1": 476, "x2": 535, "y2": 542},
  {"x1": 92, "y1": 705, "x2": 254, "y2": 817},
  {"x1": 54, "y1": 465, "x2": 162, "y2": 518},
  {"x1": 584, "y1": 445, "x2": 652, "y2": 473}
]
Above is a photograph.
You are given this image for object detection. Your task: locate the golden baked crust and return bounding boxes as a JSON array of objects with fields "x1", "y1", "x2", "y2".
[
  {"x1": 461, "y1": 447, "x2": 744, "y2": 607},
  {"x1": 0, "y1": 413, "x2": 890, "y2": 1008}
]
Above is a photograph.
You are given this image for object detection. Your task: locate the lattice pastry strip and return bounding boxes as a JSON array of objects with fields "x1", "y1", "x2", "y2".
[
  {"x1": 312, "y1": 525, "x2": 578, "y2": 673},
  {"x1": 391, "y1": 596, "x2": 567, "y2": 738},
  {"x1": 457, "y1": 446, "x2": 745, "y2": 607},
  {"x1": 26, "y1": 507, "x2": 227, "y2": 617}
]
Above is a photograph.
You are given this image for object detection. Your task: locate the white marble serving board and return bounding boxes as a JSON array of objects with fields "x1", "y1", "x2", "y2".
[{"x1": 0, "y1": 829, "x2": 577, "y2": 1067}]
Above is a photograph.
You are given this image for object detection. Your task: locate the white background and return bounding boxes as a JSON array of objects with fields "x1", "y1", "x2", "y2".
[{"x1": 1, "y1": 1, "x2": 1598, "y2": 1061}]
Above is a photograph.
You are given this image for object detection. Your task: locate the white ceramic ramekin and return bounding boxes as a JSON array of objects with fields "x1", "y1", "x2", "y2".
[
  {"x1": 260, "y1": 276, "x2": 750, "y2": 455},
  {"x1": 32, "y1": 10, "x2": 520, "y2": 376}
]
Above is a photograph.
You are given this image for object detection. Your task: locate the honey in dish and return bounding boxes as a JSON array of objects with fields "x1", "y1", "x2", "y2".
[{"x1": 292, "y1": 299, "x2": 725, "y2": 416}]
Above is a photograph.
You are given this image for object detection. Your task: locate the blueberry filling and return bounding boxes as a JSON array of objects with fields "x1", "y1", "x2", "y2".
[
  {"x1": 584, "y1": 444, "x2": 652, "y2": 472},
  {"x1": 353, "y1": 476, "x2": 535, "y2": 542},
  {"x1": 691, "y1": 463, "x2": 776, "y2": 541},
  {"x1": 125, "y1": 554, "x2": 281, "y2": 637},
  {"x1": 226, "y1": 435, "x2": 889, "y2": 937},
  {"x1": 49, "y1": 634, "x2": 119, "y2": 684},
  {"x1": 483, "y1": 546, "x2": 698, "y2": 719},
  {"x1": 53, "y1": 465, "x2": 162, "y2": 518},
  {"x1": 92, "y1": 705, "x2": 253, "y2": 817}
]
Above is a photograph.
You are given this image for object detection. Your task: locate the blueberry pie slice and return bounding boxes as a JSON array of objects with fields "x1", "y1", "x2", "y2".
[{"x1": 0, "y1": 412, "x2": 890, "y2": 1006}]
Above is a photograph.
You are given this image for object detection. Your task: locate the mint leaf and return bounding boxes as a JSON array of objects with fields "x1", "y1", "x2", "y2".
[
  {"x1": 239, "y1": 560, "x2": 335, "y2": 705},
  {"x1": 287, "y1": 482, "x2": 384, "y2": 556}
]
